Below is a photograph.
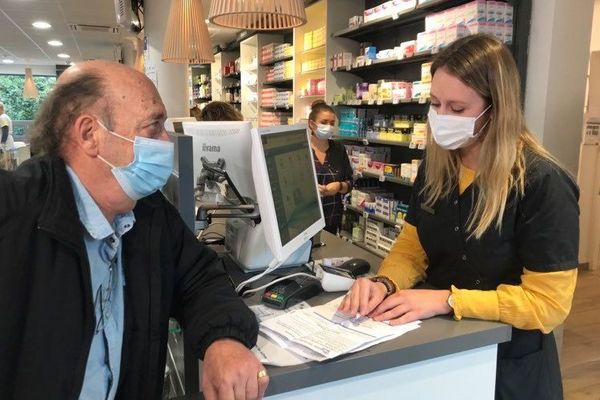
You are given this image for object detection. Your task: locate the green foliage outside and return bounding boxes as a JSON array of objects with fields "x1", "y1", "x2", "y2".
[{"x1": 0, "y1": 74, "x2": 56, "y2": 120}]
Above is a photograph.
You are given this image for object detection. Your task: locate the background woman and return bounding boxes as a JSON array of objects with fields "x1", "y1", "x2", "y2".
[{"x1": 308, "y1": 100, "x2": 353, "y2": 234}]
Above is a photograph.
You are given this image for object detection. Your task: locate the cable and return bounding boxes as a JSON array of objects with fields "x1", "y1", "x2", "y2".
[
  {"x1": 240, "y1": 272, "x2": 319, "y2": 296},
  {"x1": 235, "y1": 258, "x2": 283, "y2": 294}
]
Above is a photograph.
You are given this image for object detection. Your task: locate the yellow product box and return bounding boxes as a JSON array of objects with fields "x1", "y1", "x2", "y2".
[
  {"x1": 304, "y1": 31, "x2": 313, "y2": 50},
  {"x1": 421, "y1": 62, "x2": 432, "y2": 83}
]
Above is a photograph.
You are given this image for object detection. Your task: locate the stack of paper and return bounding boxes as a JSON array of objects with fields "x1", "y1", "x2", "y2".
[{"x1": 253, "y1": 297, "x2": 421, "y2": 366}]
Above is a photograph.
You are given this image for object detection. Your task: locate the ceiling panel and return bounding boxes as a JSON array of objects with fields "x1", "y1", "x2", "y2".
[{"x1": 0, "y1": 0, "x2": 243, "y2": 67}]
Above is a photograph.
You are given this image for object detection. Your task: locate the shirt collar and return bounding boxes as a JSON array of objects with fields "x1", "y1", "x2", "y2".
[{"x1": 66, "y1": 165, "x2": 135, "y2": 240}]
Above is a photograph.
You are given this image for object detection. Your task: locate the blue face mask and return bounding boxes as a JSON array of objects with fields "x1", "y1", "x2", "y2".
[{"x1": 96, "y1": 121, "x2": 174, "y2": 200}]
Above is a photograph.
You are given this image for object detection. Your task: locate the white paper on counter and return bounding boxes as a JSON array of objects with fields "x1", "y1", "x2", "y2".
[{"x1": 258, "y1": 296, "x2": 421, "y2": 362}]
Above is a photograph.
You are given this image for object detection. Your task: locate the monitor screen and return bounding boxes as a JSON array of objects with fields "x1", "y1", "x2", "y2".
[
  {"x1": 261, "y1": 129, "x2": 323, "y2": 246},
  {"x1": 251, "y1": 124, "x2": 325, "y2": 264}
]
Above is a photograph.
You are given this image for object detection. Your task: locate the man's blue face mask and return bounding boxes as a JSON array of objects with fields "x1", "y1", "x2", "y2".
[{"x1": 96, "y1": 120, "x2": 174, "y2": 201}]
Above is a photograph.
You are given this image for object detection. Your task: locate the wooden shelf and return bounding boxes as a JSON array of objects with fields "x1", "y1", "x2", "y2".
[
  {"x1": 262, "y1": 78, "x2": 294, "y2": 87},
  {"x1": 345, "y1": 205, "x2": 401, "y2": 227},
  {"x1": 260, "y1": 55, "x2": 293, "y2": 66},
  {"x1": 301, "y1": 45, "x2": 326, "y2": 56},
  {"x1": 332, "y1": 0, "x2": 472, "y2": 40},
  {"x1": 331, "y1": 52, "x2": 433, "y2": 74}
]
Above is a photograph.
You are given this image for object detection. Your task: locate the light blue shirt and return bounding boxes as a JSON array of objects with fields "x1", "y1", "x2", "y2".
[{"x1": 66, "y1": 166, "x2": 135, "y2": 400}]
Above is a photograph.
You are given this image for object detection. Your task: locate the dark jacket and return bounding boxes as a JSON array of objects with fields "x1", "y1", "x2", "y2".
[{"x1": 0, "y1": 155, "x2": 258, "y2": 400}]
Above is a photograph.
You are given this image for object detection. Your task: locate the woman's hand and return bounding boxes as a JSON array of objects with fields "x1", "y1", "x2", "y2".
[
  {"x1": 369, "y1": 289, "x2": 452, "y2": 325},
  {"x1": 337, "y1": 277, "x2": 388, "y2": 317},
  {"x1": 319, "y1": 182, "x2": 342, "y2": 197}
]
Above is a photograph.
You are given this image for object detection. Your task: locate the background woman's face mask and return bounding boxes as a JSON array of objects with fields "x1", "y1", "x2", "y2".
[{"x1": 428, "y1": 105, "x2": 491, "y2": 150}]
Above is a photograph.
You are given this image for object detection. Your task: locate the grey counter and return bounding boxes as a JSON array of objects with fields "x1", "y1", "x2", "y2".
[{"x1": 179, "y1": 232, "x2": 511, "y2": 399}]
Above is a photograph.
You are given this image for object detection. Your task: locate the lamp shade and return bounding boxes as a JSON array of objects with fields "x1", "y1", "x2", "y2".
[
  {"x1": 162, "y1": 0, "x2": 215, "y2": 64},
  {"x1": 23, "y1": 67, "x2": 38, "y2": 98},
  {"x1": 208, "y1": 0, "x2": 306, "y2": 30}
]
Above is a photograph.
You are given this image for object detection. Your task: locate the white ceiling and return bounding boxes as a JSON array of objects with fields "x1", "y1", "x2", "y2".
[{"x1": 0, "y1": 0, "x2": 240, "y2": 67}]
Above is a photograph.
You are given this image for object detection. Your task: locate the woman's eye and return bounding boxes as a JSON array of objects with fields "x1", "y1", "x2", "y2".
[
  {"x1": 451, "y1": 108, "x2": 464, "y2": 113},
  {"x1": 430, "y1": 103, "x2": 440, "y2": 108}
]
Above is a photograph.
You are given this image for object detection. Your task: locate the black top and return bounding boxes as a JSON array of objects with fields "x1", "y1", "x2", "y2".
[
  {"x1": 405, "y1": 149, "x2": 579, "y2": 399},
  {"x1": 312, "y1": 139, "x2": 353, "y2": 234},
  {"x1": 0, "y1": 155, "x2": 258, "y2": 400},
  {"x1": 406, "y1": 151, "x2": 579, "y2": 291}
]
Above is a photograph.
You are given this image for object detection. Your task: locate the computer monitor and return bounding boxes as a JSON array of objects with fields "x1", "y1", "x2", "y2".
[
  {"x1": 250, "y1": 124, "x2": 325, "y2": 264},
  {"x1": 165, "y1": 117, "x2": 196, "y2": 134},
  {"x1": 182, "y1": 121, "x2": 255, "y2": 203}
]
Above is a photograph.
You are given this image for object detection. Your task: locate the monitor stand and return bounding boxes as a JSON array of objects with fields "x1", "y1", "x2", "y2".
[{"x1": 225, "y1": 218, "x2": 312, "y2": 272}]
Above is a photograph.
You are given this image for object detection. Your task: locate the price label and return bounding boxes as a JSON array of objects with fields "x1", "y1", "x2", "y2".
[
  {"x1": 379, "y1": 175, "x2": 386, "y2": 182},
  {"x1": 368, "y1": 99, "x2": 375, "y2": 105},
  {"x1": 391, "y1": 13, "x2": 399, "y2": 20},
  {"x1": 377, "y1": 99, "x2": 384, "y2": 105},
  {"x1": 333, "y1": 101, "x2": 339, "y2": 106},
  {"x1": 346, "y1": 65, "x2": 352, "y2": 71},
  {"x1": 366, "y1": 59, "x2": 373, "y2": 66},
  {"x1": 362, "y1": 138, "x2": 369, "y2": 145},
  {"x1": 418, "y1": 98, "x2": 427, "y2": 104},
  {"x1": 392, "y1": 98, "x2": 400, "y2": 105},
  {"x1": 395, "y1": 224, "x2": 402, "y2": 231},
  {"x1": 409, "y1": 142, "x2": 417, "y2": 149},
  {"x1": 418, "y1": 143, "x2": 426, "y2": 150},
  {"x1": 363, "y1": 211, "x2": 369, "y2": 219},
  {"x1": 431, "y1": 46, "x2": 439, "y2": 55}
]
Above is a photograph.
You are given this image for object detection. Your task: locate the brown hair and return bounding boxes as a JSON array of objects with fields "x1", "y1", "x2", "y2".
[
  {"x1": 200, "y1": 101, "x2": 243, "y2": 121},
  {"x1": 30, "y1": 72, "x2": 109, "y2": 156},
  {"x1": 308, "y1": 99, "x2": 336, "y2": 122},
  {"x1": 424, "y1": 34, "x2": 555, "y2": 239}
]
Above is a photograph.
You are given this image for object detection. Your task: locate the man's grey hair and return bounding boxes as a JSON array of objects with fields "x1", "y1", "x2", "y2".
[{"x1": 30, "y1": 72, "x2": 111, "y2": 155}]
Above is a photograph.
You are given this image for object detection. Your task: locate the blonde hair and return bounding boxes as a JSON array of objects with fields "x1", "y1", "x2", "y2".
[{"x1": 424, "y1": 34, "x2": 555, "y2": 239}]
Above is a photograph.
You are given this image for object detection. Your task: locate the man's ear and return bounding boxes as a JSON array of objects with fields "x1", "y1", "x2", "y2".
[{"x1": 72, "y1": 114, "x2": 100, "y2": 156}]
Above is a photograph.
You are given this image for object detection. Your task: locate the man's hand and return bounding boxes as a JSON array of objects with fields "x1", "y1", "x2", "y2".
[{"x1": 202, "y1": 338, "x2": 269, "y2": 400}]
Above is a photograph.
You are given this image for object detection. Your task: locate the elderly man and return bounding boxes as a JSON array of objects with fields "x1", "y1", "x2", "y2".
[{"x1": 0, "y1": 61, "x2": 268, "y2": 400}]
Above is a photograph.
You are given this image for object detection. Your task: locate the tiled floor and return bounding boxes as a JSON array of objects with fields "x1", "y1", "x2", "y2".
[{"x1": 562, "y1": 269, "x2": 600, "y2": 400}]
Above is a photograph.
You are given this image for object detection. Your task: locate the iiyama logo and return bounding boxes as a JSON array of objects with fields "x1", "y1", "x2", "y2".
[{"x1": 202, "y1": 143, "x2": 220, "y2": 152}]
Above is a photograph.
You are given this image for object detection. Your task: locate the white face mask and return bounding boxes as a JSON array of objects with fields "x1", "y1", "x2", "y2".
[
  {"x1": 313, "y1": 123, "x2": 336, "y2": 140},
  {"x1": 428, "y1": 105, "x2": 491, "y2": 150}
]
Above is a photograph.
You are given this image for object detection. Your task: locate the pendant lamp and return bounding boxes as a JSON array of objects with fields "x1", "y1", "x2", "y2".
[
  {"x1": 162, "y1": 0, "x2": 215, "y2": 64},
  {"x1": 208, "y1": 0, "x2": 307, "y2": 30},
  {"x1": 23, "y1": 67, "x2": 38, "y2": 98}
]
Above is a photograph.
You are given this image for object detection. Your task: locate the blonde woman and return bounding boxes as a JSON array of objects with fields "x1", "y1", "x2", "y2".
[{"x1": 339, "y1": 34, "x2": 579, "y2": 399}]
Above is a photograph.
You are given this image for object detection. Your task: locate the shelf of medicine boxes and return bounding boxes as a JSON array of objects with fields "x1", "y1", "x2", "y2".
[
  {"x1": 260, "y1": 105, "x2": 293, "y2": 111},
  {"x1": 331, "y1": 51, "x2": 433, "y2": 74},
  {"x1": 353, "y1": 170, "x2": 414, "y2": 187},
  {"x1": 292, "y1": 0, "x2": 365, "y2": 123},
  {"x1": 261, "y1": 78, "x2": 294, "y2": 87},
  {"x1": 332, "y1": 97, "x2": 429, "y2": 107},
  {"x1": 345, "y1": 204, "x2": 403, "y2": 228},
  {"x1": 259, "y1": 55, "x2": 294, "y2": 67},
  {"x1": 332, "y1": 134, "x2": 427, "y2": 149},
  {"x1": 223, "y1": 72, "x2": 241, "y2": 79},
  {"x1": 332, "y1": 0, "x2": 473, "y2": 40},
  {"x1": 339, "y1": 231, "x2": 389, "y2": 259}
]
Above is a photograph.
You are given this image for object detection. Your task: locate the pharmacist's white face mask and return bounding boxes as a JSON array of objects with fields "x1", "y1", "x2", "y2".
[{"x1": 428, "y1": 105, "x2": 491, "y2": 150}]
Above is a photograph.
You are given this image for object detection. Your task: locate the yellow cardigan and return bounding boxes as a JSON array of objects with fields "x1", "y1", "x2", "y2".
[{"x1": 378, "y1": 166, "x2": 577, "y2": 333}]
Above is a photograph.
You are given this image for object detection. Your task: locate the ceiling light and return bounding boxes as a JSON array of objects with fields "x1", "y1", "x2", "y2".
[
  {"x1": 2, "y1": 59, "x2": 14, "y2": 64},
  {"x1": 57, "y1": 53, "x2": 70, "y2": 59},
  {"x1": 23, "y1": 67, "x2": 39, "y2": 98},
  {"x1": 208, "y1": 0, "x2": 306, "y2": 30},
  {"x1": 48, "y1": 40, "x2": 63, "y2": 47},
  {"x1": 32, "y1": 21, "x2": 52, "y2": 29},
  {"x1": 162, "y1": 0, "x2": 214, "y2": 64}
]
